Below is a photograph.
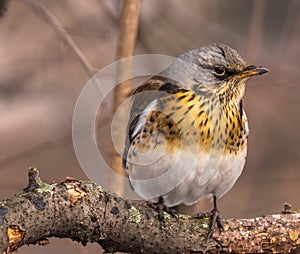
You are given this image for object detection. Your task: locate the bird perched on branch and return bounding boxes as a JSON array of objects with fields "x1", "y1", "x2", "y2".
[{"x1": 122, "y1": 43, "x2": 268, "y2": 238}]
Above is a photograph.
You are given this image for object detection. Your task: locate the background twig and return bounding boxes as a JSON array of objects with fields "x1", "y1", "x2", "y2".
[
  {"x1": 24, "y1": 0, "x2": 95, "y2": 77},
  {"x1": 246, "y1": 0, "x2": 267, "y2": 61},
  {"x1": 110, "y1": 0, "x2": 140, "y2": 196}
]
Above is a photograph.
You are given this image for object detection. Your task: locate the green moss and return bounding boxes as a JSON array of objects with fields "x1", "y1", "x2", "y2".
[
  {"x1": 201, "y1": 221, "x2": 209, "y2": 228},
  {"x1": 163, "y1": 211, "x2": 171, "y2": 220},
  {"x1": 128, "y1": 206, "x2": 141, "y2": 223},
  {"x1": 36, "y1": 183, "x2": 55, "y2": 193},
  {"x1": 96, "y1": 185, "x2": 103, "y2": 192},
  {"x1": 178, "y1": 214, "x2": 192, "y2": 220},
  {"x1": 16, "y1": 183, "x2": 55, "y2": 198}
]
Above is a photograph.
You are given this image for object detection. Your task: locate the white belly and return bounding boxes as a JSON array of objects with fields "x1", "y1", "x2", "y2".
[{"x1": 126, "y1": 145, "x2": 247, "y2": 207}]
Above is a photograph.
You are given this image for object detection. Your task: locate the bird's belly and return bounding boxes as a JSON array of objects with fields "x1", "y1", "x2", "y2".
[{"x1": 127, "y1": 145, "x2": 247, "y2": 207}]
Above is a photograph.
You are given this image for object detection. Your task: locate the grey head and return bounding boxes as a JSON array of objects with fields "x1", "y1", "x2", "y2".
[{"x1": 161, "y1": 43, "x2": 268, "y2": 90}]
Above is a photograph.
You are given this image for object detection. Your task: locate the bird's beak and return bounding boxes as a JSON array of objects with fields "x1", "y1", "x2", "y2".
[{"x1": 240, "y1": 65, "x2": 269, "y2": 79}]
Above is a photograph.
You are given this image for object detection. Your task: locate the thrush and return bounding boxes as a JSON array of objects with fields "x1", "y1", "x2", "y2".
[{"x1": 122, "y1": 43, "x2": 268, "y2": 238}]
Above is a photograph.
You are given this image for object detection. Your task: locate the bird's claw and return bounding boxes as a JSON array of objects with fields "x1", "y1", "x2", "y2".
[
  {"x1": 147, "y1": 198, "x2": 178, "y2": 221},
  {"x1": 206, "y1": 207, "x2": 224, "y2": 240}
]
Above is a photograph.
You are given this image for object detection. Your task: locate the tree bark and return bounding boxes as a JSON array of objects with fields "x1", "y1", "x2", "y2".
[{"x1": 0, "y1": 168, "x2": 299, "y2": 253}]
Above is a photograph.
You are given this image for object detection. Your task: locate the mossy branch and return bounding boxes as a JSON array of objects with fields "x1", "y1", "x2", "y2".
[{"x1": 0, "y1": 167, "x2": 299, "y2": 253}]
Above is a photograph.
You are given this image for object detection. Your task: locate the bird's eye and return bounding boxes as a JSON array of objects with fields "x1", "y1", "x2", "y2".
[{"x1": 213, "y1": 66, "x2": 226, "y2": 77}]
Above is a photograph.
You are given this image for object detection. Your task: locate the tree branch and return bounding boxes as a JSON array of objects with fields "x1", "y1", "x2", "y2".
[
  {"x1": 115, "y1": 0, "x2": 140, "y2": 60},
  {"x1": 246, "y1": 0, "x2": 267, "y2": 62},
  {"x1": 24, "y1": 0, "x2": 96, "y2": 77},
  {"x1": 0, "y1": 0, "x2": 9, "y2": 18},
  {"x1": 0, "y1": 168, "x2": 299, "y2": 253},
  {"x1": 110, "y1": 0, "x2": 141, "y2": 196}
]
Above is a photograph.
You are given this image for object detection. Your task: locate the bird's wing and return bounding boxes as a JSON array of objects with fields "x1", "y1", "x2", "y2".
[{"x1": 122, "y1": 76, "x2": 191, "y2": 169}]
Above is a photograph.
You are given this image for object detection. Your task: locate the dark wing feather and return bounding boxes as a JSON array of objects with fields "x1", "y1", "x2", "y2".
[
  {"x1": 122, "y1": 76, "x2": 187, "y2": 169},
  {"x1": 122, "y1": 76, "x2": 168, "y2": 169}
]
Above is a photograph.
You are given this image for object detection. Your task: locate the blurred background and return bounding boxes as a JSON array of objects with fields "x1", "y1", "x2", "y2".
[{"x1": 0, "y1": 0, "x2": 299, "y2": 253}]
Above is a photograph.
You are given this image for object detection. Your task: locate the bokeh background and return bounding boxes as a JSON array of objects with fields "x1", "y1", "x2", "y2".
[{"x1": 0, "y1": 0, "x2": 299, "y2": 253}]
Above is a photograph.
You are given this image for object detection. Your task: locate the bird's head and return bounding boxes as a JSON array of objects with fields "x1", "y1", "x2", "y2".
[{"x1": 164, "y1": 43, "x2": 268, "y2": 104}]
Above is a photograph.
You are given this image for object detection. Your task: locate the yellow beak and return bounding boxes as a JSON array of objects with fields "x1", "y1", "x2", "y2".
[{"x1": 240, "y1": 65, "x2": 269, "y2": 79}]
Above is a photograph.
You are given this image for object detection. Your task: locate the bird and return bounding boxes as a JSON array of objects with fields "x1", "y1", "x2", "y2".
[{"x1": 122, "y1": 43, "x2": 268, "y2": 238}]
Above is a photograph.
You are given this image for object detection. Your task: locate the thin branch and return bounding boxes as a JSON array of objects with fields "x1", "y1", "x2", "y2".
[
  {"x1": 115, "y1": 0, "x2": 140, "y2": 60},
  {"x1": 0, "y1": 113, "x2": 112, "y2": 169},
  {"x1": 0, "y1": 168, "x2": 299, "y2": 253},
  {"x1": 0, "y1": 0, "x2": 9, "y2": 18},
  {"x1": 98, "y1": 0, "x2": 152, "y2": 53},
  {"x1": 276, "y1": 0, "x2": 300, "y2": 56},
  {"x1": 246, "y1": 0, "x2": 267, "y2": 62},
  {"x1": 24, "y1": 0, "x2": 95, "y2": 77},
  {"x1": 110, "y1": 0, "x2": 140, "y2": 196}
]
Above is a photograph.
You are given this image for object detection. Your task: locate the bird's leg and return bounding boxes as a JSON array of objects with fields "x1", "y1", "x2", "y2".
[
  {"x1": 206, "y1": 194, "x2": 224, "y2": 240},
  {"x1": 147, "y1": 196, "x2": 178, "y2": 221}
]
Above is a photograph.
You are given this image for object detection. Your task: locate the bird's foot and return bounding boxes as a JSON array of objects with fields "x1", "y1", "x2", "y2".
[
  {"x1": 206, "y1": 207, "x2": 224, "y2": 240},
  {"x1": 193, "y1": 212, "x2": 211, "y2": 220},
  {"x1": 193, "y1": 208, "x2": 224, "y2": 241},
  {"x1": 147, "y1": 197, "x2": 178, "y2": 221}
]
